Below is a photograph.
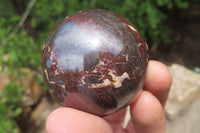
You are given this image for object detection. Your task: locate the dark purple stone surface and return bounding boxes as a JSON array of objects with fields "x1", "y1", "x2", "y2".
[{"x1": 42, "y1": 9, "x2": 148, "y2": 116}]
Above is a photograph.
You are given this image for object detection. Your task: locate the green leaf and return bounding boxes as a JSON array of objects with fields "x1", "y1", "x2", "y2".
[
  {"x1": 175, "y1": 0, "x2": 189, "y2": 9},
  {"x1": 31, "y1": 18, "x2": 37, "y2": 28},
  {"x1": 12, "y1": 107, "x2": 22, "y2": 118},
  {"x1": 0, "y1": 103, "x2": 7, "y2": 116}
]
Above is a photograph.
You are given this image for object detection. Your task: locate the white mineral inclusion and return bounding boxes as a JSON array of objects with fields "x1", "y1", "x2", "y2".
[
  {"x1": 44, "y1": 69, "x2": 55, "y2": 85},
  {"x1": 121, "y1": 22, "x2": 137, "y2": 32},
  {"x1": 53, "y1": 22, "x2": 123, "y2": 71},
  {"x1": 89, "y1": 71, "x2": 130, "y2": 88}
]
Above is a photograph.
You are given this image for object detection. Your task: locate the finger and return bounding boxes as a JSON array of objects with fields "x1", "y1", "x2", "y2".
[
  {"x1": 103, "y1": 108, "x2": 127, "y2": 132},
  {"x1": 127, "y1": 91, "x2": 166, "y2": 133},
  {"x1": 126, "y1": 120, "x2": 136, "y2": 133},
  {"x1": 143, "y1": 60, "x2": 172, "y2": 106},
  {"x1": 46, "y1": 107, "x2": 112, "y2": 133}
]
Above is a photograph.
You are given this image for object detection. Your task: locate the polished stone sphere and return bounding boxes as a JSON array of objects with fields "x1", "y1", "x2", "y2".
[{"x1": 42, "y1": 9, "x2": 148, "y2": 116}]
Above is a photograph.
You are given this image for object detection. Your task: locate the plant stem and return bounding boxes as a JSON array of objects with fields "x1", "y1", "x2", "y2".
[{"x1": 0, "y1": 0, "x2": 37, "y2": 45}]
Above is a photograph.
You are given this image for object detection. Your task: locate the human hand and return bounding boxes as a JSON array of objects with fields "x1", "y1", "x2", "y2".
[{"x1": 46, "y1": 60, "x2": 172, "y2": 133}]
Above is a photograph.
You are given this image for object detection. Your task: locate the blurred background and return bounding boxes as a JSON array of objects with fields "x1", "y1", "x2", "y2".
[{"x1": 0, "y1": 0, "x2": 199, "y2": 133}]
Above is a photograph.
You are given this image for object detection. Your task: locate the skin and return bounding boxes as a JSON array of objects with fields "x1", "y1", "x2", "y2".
[{"x1": 46, "y1": 60, "x2": 172, "y2": 133}]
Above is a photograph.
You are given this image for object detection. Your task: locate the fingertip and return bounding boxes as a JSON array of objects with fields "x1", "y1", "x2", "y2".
[
  {"x1": 144, "y1": 60, "x2": 172, "y2": 92},
  {"x1": 46, "y1": 107, "x2": 112, "y2": 133},
  {"x1": 129, "y1": 91, "x2": 166, "y2": 133},
  {"x1": 46, "y1": 107, "x2": 63, "y2": 132},
  {"x1": 130, "y1": 91, "x2": 164, "y2": 125},
  {"x1": 144, "y1": 60, "x2": 172, "y2": 106}
]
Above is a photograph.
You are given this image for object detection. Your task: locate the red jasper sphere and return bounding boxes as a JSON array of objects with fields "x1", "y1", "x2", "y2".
[{"x1": 42, "y1": 9, "x2": 148, "y2": 116}]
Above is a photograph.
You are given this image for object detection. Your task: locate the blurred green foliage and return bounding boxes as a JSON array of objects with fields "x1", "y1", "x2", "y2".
[
  {"x1": 0, "y1": 0, "x2": 197, "y2": 132},
  {"x1": 0, "y1": 82, "x2": 23, "y2": 133}
]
